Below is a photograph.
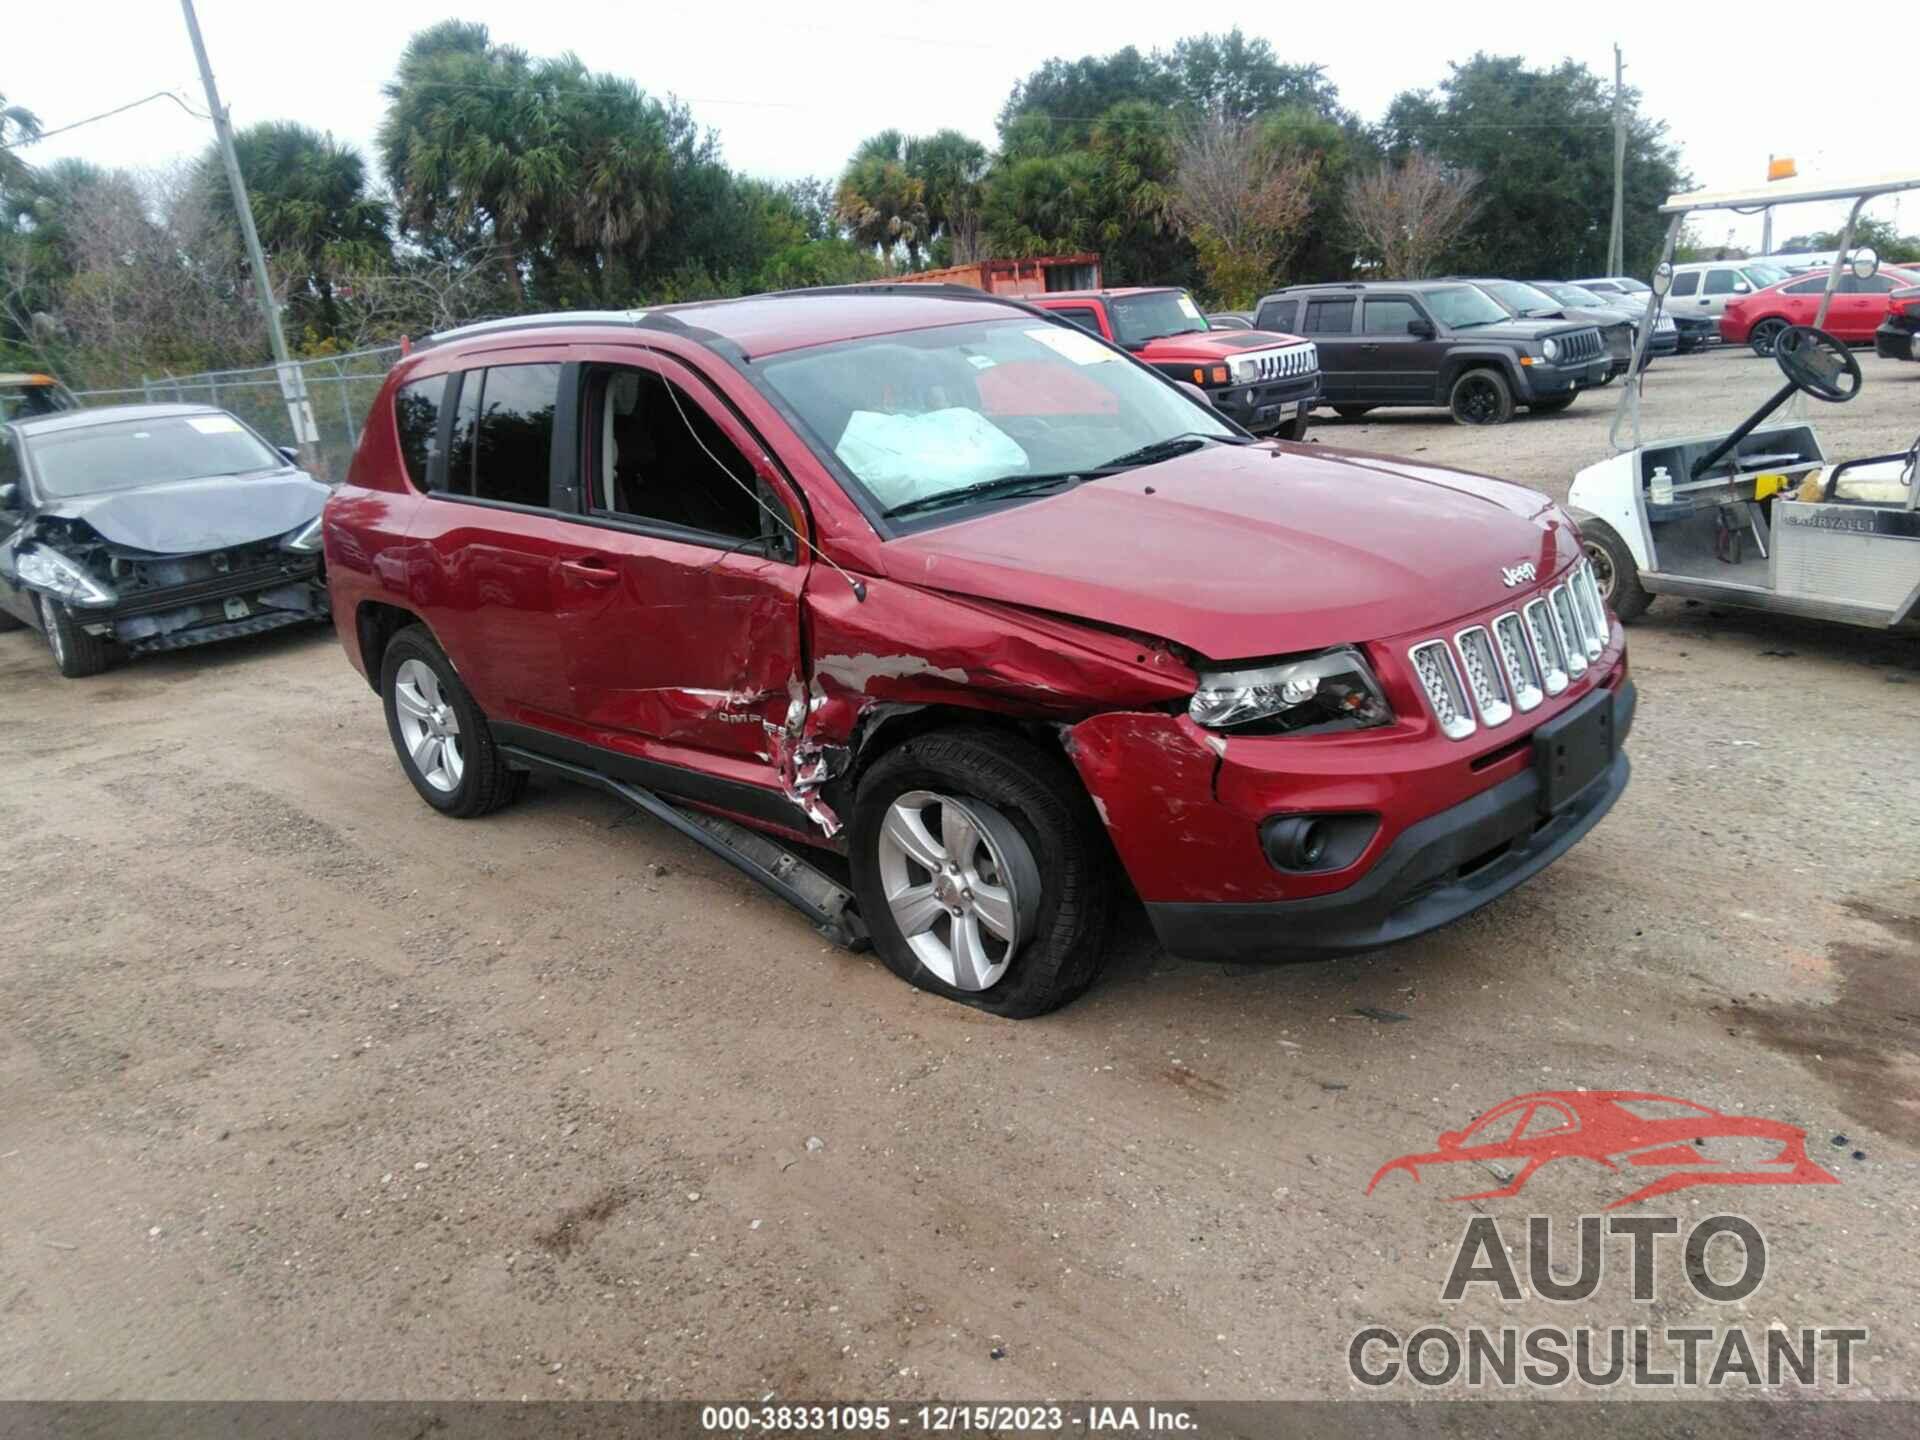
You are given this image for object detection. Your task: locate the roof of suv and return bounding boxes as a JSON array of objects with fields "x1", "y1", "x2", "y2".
[
  {"x1": 1033, "y1": 287, "x2": 1177, "y2": 302},
  {"x1": 422, "y1": 287, "x2": 1047, "y2": 362},
  {"x1": 9, "y1": 402, "x2": 223, "y2": 437}
]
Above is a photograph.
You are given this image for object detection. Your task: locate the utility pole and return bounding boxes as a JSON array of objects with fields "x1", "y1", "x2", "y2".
[
  {"x1": 179, "y1": 0, "x2": 319, "y2": 467},
  {"x1": 1761, "y1": 157, "x2": 1774, "y2": 255},
  {"x1": 1607, "y1": 44, "x2": 1626, "y2": 277}
]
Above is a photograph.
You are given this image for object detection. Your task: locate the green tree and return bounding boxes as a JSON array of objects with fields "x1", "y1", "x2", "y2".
[
  {"x1": 908, "y1": 129, "x2": 990, "y2": 262},
  {"x1": 1, "y1": 91, "x2": 41, "y2": 190},
  {"x1": 835, "y1": 131, "x2": 929, "y2": 264},
  {"x1": 1380, "y1": 54, "x2": 1686, "y2": 277},
  {"x1": 1779, "y1": 218, "x2": 1920, "y2": 265},
  {"x1": 981, "y1": 150, "x2": 1101, "y2": 258}
]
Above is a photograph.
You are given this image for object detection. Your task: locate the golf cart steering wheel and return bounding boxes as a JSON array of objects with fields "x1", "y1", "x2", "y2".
[{"x1": 1774, "y1": 325, "x2": 1861, "y2": 403}]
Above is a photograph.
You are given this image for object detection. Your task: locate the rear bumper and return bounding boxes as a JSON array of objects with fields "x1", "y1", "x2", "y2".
[
  {"x1": 1145, "y1": 680, "x2": 1635, "y2": 962},
  {"x1": 1875, "y1": 320, "x2": 1920, "y2": 360}
]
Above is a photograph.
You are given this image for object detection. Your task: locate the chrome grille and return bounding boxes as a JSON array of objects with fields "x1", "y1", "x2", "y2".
[
  {"x1": 1567, "y1": 561, "x2": 1607, "y2": 659},
  {"x1": 1548, "y1": 585, "x2": 1588, "y2": 676},
  {"x1": 1241, "y1": 342, "x2": 1318, "y2": 382},
  {"x1": 1409, "y1": 640, "x2": 1476, "y2": 740},
  {"x1": 1453, "y1": 626, "x2": 1512, "y2": 727},
  {"x1": 1492, "y1": 612, "x2": 1544, "y2": 712},
  {"x1": 1523, "y1": 598, "x2": 1570, "y2": 695}
]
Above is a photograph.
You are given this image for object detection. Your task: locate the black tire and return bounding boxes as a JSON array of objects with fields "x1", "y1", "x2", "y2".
[
  {"x1": 849, "y1": 728, "x2": 1114, "y2": 1018},
  {"x1": 1332, "y1": 404, "x2": 1374, "y2": 420},
  {"x1": 1582, "y1": 521, "x2": 1650, "y2": 623},
  {"x1": 379, "y1": 624, "x2": 525, "y2": 818},
  {"x1": 1450, "y1": 368, "x2": 1514, "y2": 426},
  {"x1": 37, "y1": 594, "x2": 114, "y2": 677},
  {"x1": 1274, "y1": 414, "x2": 1311, "y2": 442},
  {"x1": 1750, "y1": 318, "x2": 1787, "y2": 357},
  {"x1": 0, "y1": 605, "x2": 24, "y2": 632},
  {"x1": 1529, "y1": 394, "x2": 1578, "y2": 413}
]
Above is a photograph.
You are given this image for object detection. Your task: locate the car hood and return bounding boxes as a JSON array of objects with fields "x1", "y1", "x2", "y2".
[
  {"x1": 1468, "y1": 316, "x2": 1595, "y2": 342},
  {"x1": 1140, "y1": 328, "x2": 1308, "y2": 359},
  {"x1": 878, "y1": 442, "x2": 1576, "y2": 660},
  {"x1": 35, "y1": 469, "x2": 328, "y2": 554},
  {"x1": 1558, "y1": 306, "x2": 1630, "y2": 331}
]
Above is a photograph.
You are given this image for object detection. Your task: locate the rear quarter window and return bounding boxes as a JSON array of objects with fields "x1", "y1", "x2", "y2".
[
  {"x1": 1256, "y1": 298, "x2": 1299, "y2": 332},
  {"x1": 393, "y1": 375, "x2": 445, "y2": 490},
  {"x1": 1303, "y1": 298, "x2": 1354, "y2": 335}
]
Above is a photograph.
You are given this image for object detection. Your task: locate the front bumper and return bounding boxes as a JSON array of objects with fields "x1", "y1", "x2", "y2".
[
  {"x1": 1518, "y1": 357, "x2": 1610, "y2": 399},
  {"x1": 1146, "y1": 680, "x2": 1635, "y2": 961},
  {"x1": 1212, "y1": 375, "x2": 1320, "y2": 434},
  {"x1": 1875, "y1": 319, "x2": 1920, "y2": 361},
  {"x1": 1671, "y1": 315, "x2": 1714, "y2": 348},
  {"x1": 67, "y1": 561, "x2": 329, "y2": 653}
]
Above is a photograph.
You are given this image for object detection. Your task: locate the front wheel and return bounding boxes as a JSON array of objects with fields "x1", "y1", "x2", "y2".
[
  {"x1": 1450, "y1": 369, "x2": 1514, "y2": 426},
  {"x1": 1582, "y1": 521, "x2": 1650, "y2": 623},
  {"x1": 849, "y1": 728, "x2": 1113, "y2": 1018},
  {"x1": 1750, "y1": 318, "x2": 1788, "y2": 357},
  {"x1": 1274, "y1": 414, "x2": 1311, "y2": 443},
  {"x1": 37, "y1": 595, "x2": 114, "y2": 677}
]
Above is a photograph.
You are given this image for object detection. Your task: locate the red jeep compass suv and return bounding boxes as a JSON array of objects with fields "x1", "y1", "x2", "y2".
[{"x1": 324, "y1": 287, "x2": 1633, "y2": 1016}]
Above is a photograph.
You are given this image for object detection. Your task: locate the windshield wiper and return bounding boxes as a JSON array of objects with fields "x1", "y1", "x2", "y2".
[
  {"x1": 883, "y1": 472, "x2": 1084, "y2": 519},
  {"x1": 1098, "y1": 431, "x2": 1252, "y2": 471}
]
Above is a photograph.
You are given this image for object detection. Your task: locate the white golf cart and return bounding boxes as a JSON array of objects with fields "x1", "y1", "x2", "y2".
[{"x1": 1570, "y1": 172, "x2": 1919, "y2": 632}]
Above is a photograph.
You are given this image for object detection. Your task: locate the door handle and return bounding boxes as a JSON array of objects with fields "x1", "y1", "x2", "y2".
[{"x1": 560, "y1": 556, "x2": 619, "y2": 586}]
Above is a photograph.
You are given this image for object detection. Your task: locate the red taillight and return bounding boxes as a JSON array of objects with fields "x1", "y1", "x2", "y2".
[{"x1": 1892, "y1": 298, "x2": 1914, "y2": 317}]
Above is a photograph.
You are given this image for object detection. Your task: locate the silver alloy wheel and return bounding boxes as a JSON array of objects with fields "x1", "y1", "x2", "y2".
[
  {"x1": 1582, "y1": 538, "x2": 1617, "y2": 601},
  {"x1": 393, "y1": 657, "x2": 465, "y2": 793},
  {"x1": 39, "y1": 595, "x2": 67, "y2": 669},
  {"x1": 876, "y1": 790, "x2": 1040, "y2": 992}
]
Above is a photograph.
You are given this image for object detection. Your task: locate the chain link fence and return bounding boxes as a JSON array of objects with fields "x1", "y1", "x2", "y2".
[{"x1": 70, "y1": 344, "x2": 403, "y2": 482}]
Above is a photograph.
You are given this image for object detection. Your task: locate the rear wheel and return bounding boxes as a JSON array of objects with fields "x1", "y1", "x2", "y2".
[
  {"x1": 1332, "y1": 404, "x2": 1374, "y2": 420},
  {"x1": 380, "y1": 624, "x2": 525, "y2": 817},
  {"x1": 37, "y1": 595, "x2": 114, "y2": 678},
  {"x1": 1582, "y1": 521, "x2": 1650, "y2": 623},
  {"x1": 850, "y1": 728, "x2": 1113, "y2": 1018},
  {"x1": 1450, "y1": 369, "x2": 1514, "y2": 426},
  {"x1": 1750, "y1": 318, "x2": 1788, "y2": 357}
]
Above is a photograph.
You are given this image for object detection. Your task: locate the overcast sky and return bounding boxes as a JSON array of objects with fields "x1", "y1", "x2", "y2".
[{"x1": 9, "y1": 0, "x2": 1912, "y2": 254}]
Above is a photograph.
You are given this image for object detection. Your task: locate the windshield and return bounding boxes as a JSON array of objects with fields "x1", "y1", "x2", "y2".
[
  {"x1": 1423, "y1": 286, "x2": 1511, "y2": 329},
  {"x1": 758, "y1": 317, "x2": 1234, "y2": 519},
  {"x1": 1541, "y1": 282, "x2": 1609, "y2": 307},
  {"x1": 27, "y1": 413, "x2": 287, "y2": 499},
  {"x1": 1478, "y1": 280, "x2": 1562, "y2": 317},
  {"x1": 0, "y1": 381, "x2": 76, "y2": 422},
  {"x1": 1108, "y1": 290, "x2": 1210, "y2": 346},
  {"x1": 1744, "y1": 263, "x2": 1789, "y2": 288}
]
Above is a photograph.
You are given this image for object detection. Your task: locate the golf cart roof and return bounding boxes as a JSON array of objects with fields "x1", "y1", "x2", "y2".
[{"x1": 1662, "y1": 171, "x2": 1920, "y2": 214}]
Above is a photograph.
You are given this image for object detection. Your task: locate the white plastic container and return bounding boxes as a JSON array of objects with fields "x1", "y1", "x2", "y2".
[{"x1": 1650, "y1": 464, "x2": 1674, "y2": 507}]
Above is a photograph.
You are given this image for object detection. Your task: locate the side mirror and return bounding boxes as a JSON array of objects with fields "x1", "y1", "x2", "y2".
[
  {"x1": 278, "y1": 446, "x2": 300, "y2": 465},
  {"x1": 0, "y1": 482, "x2": 17, "y2": 511},
  {"x1": 1175, "y1": 380, "x2": 1215, "y2": 408},
  {"x1": 1407, "y1": 317, "x2": 1437, "y2": 339},
  {"x1": 1850, "y1": 247, "x2": 1880, "y2": 280},
  {"x1": 1651, "y1": 262, "x2": 1674, "y2": 297},
  {"x1": 1733, "y1": 281, "x2": 1751, "y2": 294}
]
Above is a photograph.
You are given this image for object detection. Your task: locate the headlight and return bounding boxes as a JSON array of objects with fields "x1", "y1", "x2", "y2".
[
  {"x1": 1231, "y1": 357, "x2": 1258, "y2": 384},
  {"x1": 1541, "y1": 337, "x2": 1561, "y2": 361},
  {"x1": 282, "y1": 515, "x2": 324, "y2": 552},
  {"x1": 1189, "y1": 645, "x2": 1394, "y2": 733},
  {"x1": 15, "y1": 546, "x2": 115, "y2": 605}
]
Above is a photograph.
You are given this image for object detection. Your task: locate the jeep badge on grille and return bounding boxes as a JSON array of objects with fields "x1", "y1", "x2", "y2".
[{"x1": 1501, "y1": 562, "x2": 1537, "y2": 588}]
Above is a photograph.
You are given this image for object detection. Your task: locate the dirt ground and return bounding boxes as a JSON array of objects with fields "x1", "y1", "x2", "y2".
[{"x1": 1, "y1": 346, "x2": 1916, "y2": 1405}]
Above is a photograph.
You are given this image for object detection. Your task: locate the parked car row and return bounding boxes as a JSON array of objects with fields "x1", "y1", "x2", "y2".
[{"x1": 1719, "y1": 262, "x2": 1920, "y2": 354}]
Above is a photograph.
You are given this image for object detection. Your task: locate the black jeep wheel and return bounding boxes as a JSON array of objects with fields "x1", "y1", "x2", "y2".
[{"x1": 1449, "y1": 369, "x2": 1514, "y2": 426}]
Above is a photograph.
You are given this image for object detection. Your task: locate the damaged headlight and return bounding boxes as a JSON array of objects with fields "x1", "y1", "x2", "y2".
[
  {"x1": 15, "y1": 546, "x2": 115, "y2": 606},
  {"x1": 282, "y1": 516, "x2": 324, "y2": 552},
  {"x1": 1189, "y1": 645, "x2": 1393, "y2": 733}
]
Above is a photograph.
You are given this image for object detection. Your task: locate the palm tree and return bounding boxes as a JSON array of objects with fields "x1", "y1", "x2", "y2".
[
  {"x1": 835, "y1": 131, "x2": 928, "y2": 266},
  {"x1": 544, "y1": 60, "x2": 674, "y2": 291},
  {"x1": 1, "y1": 92, "x2": 42, "y2": 190},
  {"x1": 907, "y1": 130, "x2": 989, "y2": 262}
]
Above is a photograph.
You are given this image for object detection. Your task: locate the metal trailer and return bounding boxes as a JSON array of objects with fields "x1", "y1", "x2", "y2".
[{"x1": 1570, "y1": 171, "x2": 1920, "y2": 631}]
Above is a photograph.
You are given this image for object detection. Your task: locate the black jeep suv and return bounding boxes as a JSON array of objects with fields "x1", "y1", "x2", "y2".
[{"x1": 1252, "y1": 281, "x2": 1611, "y2": 425}]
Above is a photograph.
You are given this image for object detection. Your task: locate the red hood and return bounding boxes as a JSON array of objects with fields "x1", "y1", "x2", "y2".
[
  {"x1": 1138, "y1": 328, "x2": 1305, "y2": 360},
  {"x1": 878, "y1": 443, "x2": 1578, "y2": 660}
]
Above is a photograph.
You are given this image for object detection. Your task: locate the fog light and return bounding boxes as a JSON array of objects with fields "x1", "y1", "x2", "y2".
[{"x1": 1260, "y1": 813, "x2": 1379, "y2": 874}]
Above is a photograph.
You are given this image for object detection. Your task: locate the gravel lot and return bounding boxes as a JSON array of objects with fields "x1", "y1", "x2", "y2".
[{"x1": 1, "y1": 345, "x2": 1915, "y2": 1405}]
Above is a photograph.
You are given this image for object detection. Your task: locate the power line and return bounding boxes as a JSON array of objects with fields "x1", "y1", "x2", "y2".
[{"x1": 0, "y1": 91, "x2": 208, "y2": 150}]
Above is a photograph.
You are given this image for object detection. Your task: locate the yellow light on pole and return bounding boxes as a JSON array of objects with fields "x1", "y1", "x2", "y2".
[{"x1": 1768, "y1": 157, "x2": 1798, "y2": 182}]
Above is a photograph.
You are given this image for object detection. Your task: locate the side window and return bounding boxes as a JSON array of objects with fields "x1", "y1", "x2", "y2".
[
  {"x1": 1703, "y1": 269, "x2": 1740, "y2": 296},
  {"x1": 1669, "y1": 271, "x2": 1700, "y2": 297},
  {"x1": 1783, "y1": 276, "x2": 1828, "y2": 296},
  {"x1": 393, "y1": 375, "x2": 445, "y2": 491},
  {"x1": 1303, "y1": 298, "x2": 1355, "y2": 335},
  {"x1": 1256, "y1": 298, "x2": 1299, "y2": 332},
  {"x1": 471, "y1": 364, "x2": 559, "y2": 508},
  {"x1": 1363, "y1": 298, "x2": 1423, "y2": 335},
  {"x1": 445, "y1": 370, "x2": 482, "y2": 494},
  {"x1": 1050, "y1": 307, "x2": 1104, "y2": 335},
  {"x1": 586, "y1": 366, "x2": 769, "y2": 545},
  {"x1": 1851, "y1": 274, "x2": 1898, "y2": 294}
]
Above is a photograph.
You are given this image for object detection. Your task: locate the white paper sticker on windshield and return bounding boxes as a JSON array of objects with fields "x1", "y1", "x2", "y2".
[
  {"x1": 187, "y1": 415, "x2": 242, "y2": 435},
  {"x1": 1025, "y1": 326, "x2": 1117, "y2": 365},
  {"x1": 1176, "y1": 294, "x2": 1202, "y2": 319},
  {"x1": 967, "y1": 354, "x2": 996, "y2": 369}
]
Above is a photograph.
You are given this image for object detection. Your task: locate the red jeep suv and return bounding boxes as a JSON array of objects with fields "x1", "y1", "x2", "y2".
[{"x1": 324, "y1": 287, "x2": 1633, "y2": 1016}]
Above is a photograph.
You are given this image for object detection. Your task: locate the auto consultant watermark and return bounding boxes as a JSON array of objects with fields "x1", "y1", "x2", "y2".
[{"x1": 1352, "y1": 1090, "x2": 1863, "y2": 1391}]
